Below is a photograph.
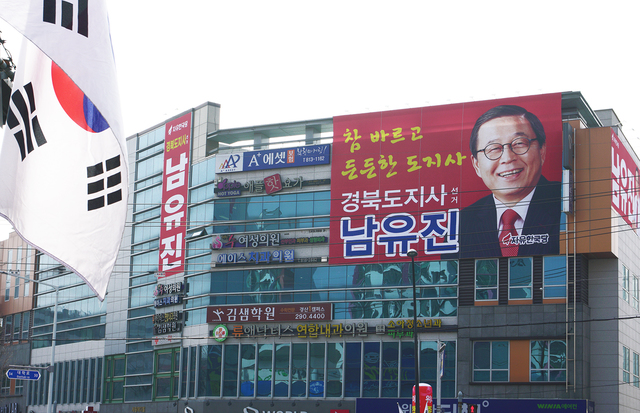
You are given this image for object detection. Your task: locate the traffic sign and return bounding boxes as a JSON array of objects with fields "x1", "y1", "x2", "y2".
[{"x1": 5, "y1": 369, "x2": 40, "y2": 380}]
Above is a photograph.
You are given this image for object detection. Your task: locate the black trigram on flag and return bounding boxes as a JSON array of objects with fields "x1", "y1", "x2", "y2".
[
  {"x1": 43, "y1": 0, "x2": 89, "y2": 38},
  {"x1": 87, "y1": 155, "x2": 123, "y2": 211},
  {"x1": 6, "y1": 83, "x2": 47, "y2": 161}
]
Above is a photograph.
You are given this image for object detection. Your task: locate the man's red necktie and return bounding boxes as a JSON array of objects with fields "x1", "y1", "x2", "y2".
[{"x1": 499, "y1": 208, "x2": 520, "y2": 257}]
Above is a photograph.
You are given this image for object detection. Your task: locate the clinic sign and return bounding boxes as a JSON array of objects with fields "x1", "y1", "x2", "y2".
[
  {"x1": 215, "y1": 143, "x2": 331, "y2": 173},
  {"x1": 330, "y1": 94, "x2": 563, "y2": 264},
  {"x1": 611, "y1": 129, "x2": 639, "y2": 231},
  {"x1": 158, "y1": 113, "x2": 191, "y2": 278}
]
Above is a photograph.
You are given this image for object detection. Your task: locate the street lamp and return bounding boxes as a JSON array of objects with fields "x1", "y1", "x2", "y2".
[
  {"x1": 407, "y1": 248, "x2": 420, "y2": 413},
  {"x1": 0, "y1": 270, "x2": 59, "y2": 413}
]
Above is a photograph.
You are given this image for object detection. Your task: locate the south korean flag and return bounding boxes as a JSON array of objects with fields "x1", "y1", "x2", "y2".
[{"x1": 0, "y1": 42, "x2": 127, "y2": 301}]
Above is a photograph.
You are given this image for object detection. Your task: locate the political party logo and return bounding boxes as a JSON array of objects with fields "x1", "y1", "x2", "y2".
[{"x1": 51, "y1": 62, "x2": 109, "y2": 133}]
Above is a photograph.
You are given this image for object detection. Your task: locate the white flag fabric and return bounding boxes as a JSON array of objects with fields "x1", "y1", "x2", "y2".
[{"x1": 0, "y1": 1, "x2": 127, "y2": 300}]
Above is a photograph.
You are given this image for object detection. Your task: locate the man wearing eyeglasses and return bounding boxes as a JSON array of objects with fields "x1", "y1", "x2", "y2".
[{"x1": 459, "y1": 105, "x2": 561, "y2": 258}]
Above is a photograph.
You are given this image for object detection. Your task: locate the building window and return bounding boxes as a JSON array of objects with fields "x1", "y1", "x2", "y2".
[
  {"x1": 530, "y1": 340, "x2": 566, "y2": 382},
  {"x1": 14, "y1": 248, "x2": 21, "y2": 299},
  {"x1": 0, "y1": 373, "x2": 12, "y2": 396},
  {"x1": 12, "y1": 312, "x2": 20, "y2": 341},
  {"x1": 26, "y1": 358, "x2": 101, "y2": 407},
  {"x1": 21, "y1": 311, "x2": 29, "y2": 340},
  {"x1": 633, "y1": 352, "x2": 640, "y2": 388},
  {"x1": 623, "y1": 346, "x2": 631, "y2": 383},
  {"x1": 509, "y1": 258, "x2": 532, "y2": 299},
  {"x1": 543, "y1": 256, "x2": 566, "y2": 298},
  {"x1": 187, "y1": 261, "x2": 458, "y2": 320},
  {"x1": 4, "y1": 249, "x2": 11, "y2": 301},
  {"x1": 154, "y1": 348, "x2": 180, "y2": 400},
  {"x1": 473, "y1": 341, "x2": 509, "y2": 382},
  {"x1": 633, "y1": 275, "x2": 639, "y2": 311},
  {"x1": 104, "y1": 355, "x2": 125, "y2": 403},
  {"x1": 3, "y1": 315, "x2": 11, "y2": 343},
  {"x1": 187, "y1": 340, "x2": 455, "y2": 399},
  {"x1": 475, "y1": 259, "x2": 498, "y2": 301},
  {"x1": 623, "y1": 266, "x2": 630, "y2": 303}
]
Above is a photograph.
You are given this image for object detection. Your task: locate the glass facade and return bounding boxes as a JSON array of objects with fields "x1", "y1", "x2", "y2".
[
  {"x1": 26, "y1": 358, "x2": 102, "y2": 406},
  {"x1": 179, "y1": 340, "x2": 455, "y2": 399},
  {"x1": 31, "y1": 253, "x2": 106, "y2": 349}
]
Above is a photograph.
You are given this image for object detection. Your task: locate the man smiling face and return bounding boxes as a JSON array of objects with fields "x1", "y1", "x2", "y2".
[{"x1": 472, "y1": 115, "x2": 546, "y2": 205}]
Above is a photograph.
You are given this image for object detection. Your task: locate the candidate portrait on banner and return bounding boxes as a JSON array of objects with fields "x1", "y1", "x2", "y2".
[{"x1": 459, "y1": 105, "x2": 561, "y2": 258}]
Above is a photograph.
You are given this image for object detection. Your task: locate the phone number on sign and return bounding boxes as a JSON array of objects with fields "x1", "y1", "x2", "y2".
[{"x1": 296, "y1": 312, "x2": 327, "y2": 320}]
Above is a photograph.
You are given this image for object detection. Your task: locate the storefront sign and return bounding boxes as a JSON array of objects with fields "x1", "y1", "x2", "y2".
[
  {"x1": 152, "y1": 310, "x2": 183, "y2": 324},
  {"x1": 215, "y1": 176, "x2": 330, "y2": 197},
  {"x1": 215, "y1": 143, "x2": 331, "y2": 173},
  {"x1": 211, "y1": 231, "x2": 328, "y2": 250},
  {"x1": 154, "y1": 281, "x2": 185, "y2": 296},
  {"x1": 214, "y1": 249, "x2": 295, "y2": 265},
  {"x1": 154, "y1": 295, "x2": 183, "y2": 308},
  {"x1": 207, "y1": 303, "x2": 332, "y2": 323},
  {"x1": 153, "y1": 321, "x2": 182, "y2": 335},
  {"x1": 158, "y1": 113, "x2": 191, "y2": 277},
  {"x1": 224, "y1": 318, "x2": 446, "y2": 339}
]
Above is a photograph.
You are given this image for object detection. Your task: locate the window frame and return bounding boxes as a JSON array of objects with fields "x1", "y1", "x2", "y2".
[
  {"x1": 475, "y1": 259, "x2": 499, "y2": 302},
  {"x1": 623, "y1": 346, "x2": 631, "y2": 384},
  {"x1": 473, "y1": 341, "x2": 509, "y2": 382},
  {"x1": 543, "y1": 256, "x2": 567, "y2": 299},
  {"x1": 508, "y1": 257, "x2": 533, "y2": 300},
  {"x1": 623, "y1": 265, "x2": 630, "y2": 303},
  {"x1": 530, "y1": 340, "x2": 566, "y2": 382}
]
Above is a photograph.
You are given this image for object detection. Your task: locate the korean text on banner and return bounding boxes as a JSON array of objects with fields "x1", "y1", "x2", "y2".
[{"x1": 158, "y1": 113, "x2": 192, "y2": 278}]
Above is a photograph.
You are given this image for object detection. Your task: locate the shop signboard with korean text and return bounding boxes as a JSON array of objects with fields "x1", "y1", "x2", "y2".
[
  {"x1": 207, "y1": 303, "x2": 332, "y2": 323},
  {"x1": 330, "y1": 94, "x2": 563, "y2": 264},
  {"x1": 215, "y1": 143, "x2": 331, "y2": 173}
]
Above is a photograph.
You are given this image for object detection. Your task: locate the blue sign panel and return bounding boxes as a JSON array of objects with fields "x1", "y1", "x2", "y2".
[
  {"x1": 6, "y1": 369, "x2": 40, "y2": 380},
  {"x1": 356, "y1": 398, "x2": 595, "y2": 413},
  {"x1": 216, "y1": 144, "x2": 331, "y2": 173}
]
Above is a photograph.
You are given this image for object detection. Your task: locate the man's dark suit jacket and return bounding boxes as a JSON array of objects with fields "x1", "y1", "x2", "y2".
[{"x1": 459, "y1": 176, "x2": 561, "y2": 258}]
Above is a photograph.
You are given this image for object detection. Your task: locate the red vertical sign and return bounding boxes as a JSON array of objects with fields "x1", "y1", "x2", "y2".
[
  {"x1": 158, "y1": 113, "x2": 192, "y2": 278},
  {"x1": 611, "y1": 129, "x2": 640, "y2": 231}
]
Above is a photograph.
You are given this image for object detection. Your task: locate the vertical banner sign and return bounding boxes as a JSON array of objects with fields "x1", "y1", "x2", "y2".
[
  {"x1": 158, "y1": 113, "x2": 192, "y2": 278},
  {"x1": 611, "y1": 129, "x2": 639, "y2": 232},
  {"x1": 330, "y1": 94, "x2": 563, "y2": 264}
]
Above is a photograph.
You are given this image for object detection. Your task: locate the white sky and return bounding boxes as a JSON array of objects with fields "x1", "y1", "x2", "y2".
[{"x1": 2, "y1": 0, "x2": 640, "y2": 241}]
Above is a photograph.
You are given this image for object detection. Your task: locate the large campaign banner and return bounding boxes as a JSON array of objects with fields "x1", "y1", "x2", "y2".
[
  {"x1": 330, "y1": 93, "x2": 563, "y2": 264},
  {"x1": 611, "y1": 129, "x2": 640, "y2": 232},
  {"x1": 158, "y1": 113, "x2": 192, "y2": 277}
]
